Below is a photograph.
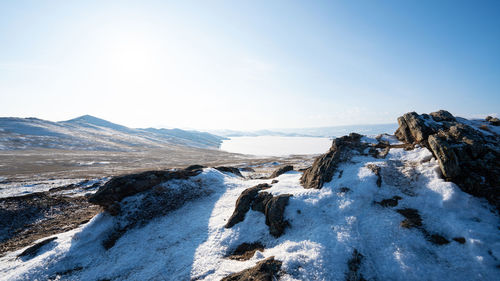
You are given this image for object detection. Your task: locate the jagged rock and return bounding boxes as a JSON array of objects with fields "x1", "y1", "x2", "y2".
[
  {"x1": 221, "y1": 256, "x2": 282, "y2": 281},
  {"x1": 430, "y1": 110, "x2": 456, "y2": 122},
  {"x1": 366, "y1": 164, "x2": 382, "y2": 187},
  {"x1": 251, "y1": 192, "x2": 273, "y2": 213},
  {"x1": 301, "y1": 133, "x2": 367, "y2": 189},
  {"x1": 486, "y1": 116, "x2": 500, "y2": 126},
  {"x1": 269, "y1": 165, "x2": 293, "y2": 178},
  {"x1": 215, "y1": 166, "x2": 244, "y2": 177},
  {"x1": 88, "y1": 169, "x2": 201, "y2": 214},
  {"x1": 265, "y1": 194, "x2": 292, "y2": 237},
  {"x1": 227, "y1": 242, "x2": 265, "y2": 261},
  {"x1": 17, "y1": 237, "x2": 57, "y2": 259},
  {"x1": 225, "y1": 184, "x2": 271, "y2": 228},
  {"x1": 271, "y1": 180, "x2": 279, "y2": 184},
  {"x1": 394, "y1": 110, "x2": 500, "y2": 211}
]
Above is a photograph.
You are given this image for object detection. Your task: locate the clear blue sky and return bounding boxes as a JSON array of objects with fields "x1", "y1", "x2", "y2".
[{"x1": 1, "y1": 0, "x2": 499, "y2": 130}]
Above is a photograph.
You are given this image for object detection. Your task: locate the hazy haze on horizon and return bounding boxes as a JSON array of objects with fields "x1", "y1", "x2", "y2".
[{"x1": 1, "y1": 0, "x2": 499, "y2": 130}]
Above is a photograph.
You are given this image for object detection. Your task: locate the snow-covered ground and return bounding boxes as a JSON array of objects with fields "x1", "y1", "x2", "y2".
[{"x1": 1, "y1": 139, "x2": 499, "y2": 280}]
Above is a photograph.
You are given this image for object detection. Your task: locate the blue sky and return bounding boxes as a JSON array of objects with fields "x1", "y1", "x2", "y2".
[{"x1": 1, "y1": 0, "x2": 499, "y2": 130}]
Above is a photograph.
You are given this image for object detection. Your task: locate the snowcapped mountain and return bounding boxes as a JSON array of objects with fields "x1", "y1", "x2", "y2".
[{"x1": 0, "y1": 115, "x2": 226, "y2": 150}]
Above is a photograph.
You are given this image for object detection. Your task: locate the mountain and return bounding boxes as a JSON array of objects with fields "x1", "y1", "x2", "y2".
[
  {"x1": 1, "y1": 111, "x2": 499, "y2": 280},
  {"x1": 211, "y1": 123, "x2": 398, "y2": 138},
  {"x1": 0, "y1": 115, "x2": 226, "y2": 151}
]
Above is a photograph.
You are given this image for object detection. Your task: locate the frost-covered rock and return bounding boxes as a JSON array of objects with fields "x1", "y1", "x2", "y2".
[
  {"x1": 394, "y1": 110, "x2": 500, "y2": 210},
  {"x1": 300, "y1": 133, "x2": 367, "y2": 189}
]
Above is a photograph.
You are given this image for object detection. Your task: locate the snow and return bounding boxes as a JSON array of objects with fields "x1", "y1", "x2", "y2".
[{"x1": 1, "y1": 148, "x2": 499, "y2": 280}]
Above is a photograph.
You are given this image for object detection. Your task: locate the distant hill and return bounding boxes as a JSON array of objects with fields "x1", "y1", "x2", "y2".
[
  {"x1": 211, "y1": 123, "x2": 398, "y2": 138},
  {"x1": 0, "y1": 115, "x2": 226, "y2": 151}
]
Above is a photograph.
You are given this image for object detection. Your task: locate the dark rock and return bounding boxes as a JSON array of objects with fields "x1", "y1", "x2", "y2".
[
  {"x1": 264, "y1": 194, "x2": 292, "y2": 237},
  {"x1": 301, "y1": 133, "x2": 367, "y2": 189},
  {"x1": 430, "y1": 110, "x2": 456, "y2": 122},
  {"x1": 185, "y1": 164, "x2": 205, "y2": 171},
  {"x1": 251, "y1": 192, "x2": 273, "y2": 214},
  {"x1": 269, "y1": 165, "x2": 293, "y2": 178},
  {"x1": 88, "y1": 169, "x2": 201, "y2": 213},
  {"x1": 271, "y1": 180, "x2": 279, "y2": 184},
  {"x1": 486, "y1": 116, "x2": 500, "y2": 126},
  {"x1": 394, "y1": 111, "x2": 500, "y2": 211},
  {"x1": 397, "y1": 208, "x2": 422, "y2": 228},
  {"x1": 338, "y1": 187, "x2": 350, "y2": 193},
  {"x1": 378, "y1": 196, "x2": 402, "y2": 207},
  {"x1": 17, "y1": 237, "x2": 57, "y2": 259},
  {"x1": 215, "y1": 166, "x2": 244, "y2": 177},
  {"x1": 346, "y1": 249, "x2": 366, "y2": 281},
  {"x1": 428, "y1": 234, "x2": 450, "y2": 245},
  {"x1": 240, "y1": 167, "x2": 256, "y2": 172},
  {"x1": 453, "y1": 237, "x2": 466, "y2": 244},
  {"x1": 221, "y1": 256, "x2": 282, "y2": 281},
  {"x1": 227, "y1": 242, "x2": 265, "y2": 261},
  {"x1": 366, "y1": 164, "x2": 382, "y2": 187},
  {"x1": 225, "y1": 184, "x2": 271, "y2": 228}
]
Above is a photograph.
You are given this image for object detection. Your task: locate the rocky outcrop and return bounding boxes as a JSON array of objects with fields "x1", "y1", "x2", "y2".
[
  {"x1": 394, "y1": 110, "x2": 500, "y2": 211},
  {"x1": 221, "y1": 256, "x2": 282, "y2": 281},
  {"x1": 300, "y1": 133, "x2": 367, "y2": 189},
  {"x1": 264, "y1": 195, "x2": 292, "y2": 237},
  {"x1": 88, "y1": 168, "x2": 202, "y2": 215},
  {"x1": 226, "y1": 184, "x2": 292, "y2": 237},
  {"x1": 486, "y1": 116, "x2": 500, "y2": 126},
  {"x1": 269, "y1": 165, "x2": 294, "y2": 178},
  {"x1": 214, "y1": 166, "x2": 244, "y2": 177},
  {"x1": 225, "y1": 184, "x2": 271, "y2": 228}
]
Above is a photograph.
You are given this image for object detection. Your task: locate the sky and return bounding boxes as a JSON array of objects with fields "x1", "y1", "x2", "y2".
[{"x1": 0, "y1": 0, "x2": 499, "y2": 130}]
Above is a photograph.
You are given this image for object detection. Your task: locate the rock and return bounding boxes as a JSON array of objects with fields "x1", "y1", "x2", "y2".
[
  {"x1": 366, "y1": 164, "x2": 382, "y2": 187},
  {"x1": 395, "y1": 111, "x2": 500, "y2": 211},
  {"x1": 394, "y1": 112, "x2": 435, "y2": 144},
  {"x1": 488, "y1": 117, "x2": 500, "y2": 126},
  {"x1": 377, "y1": 196, "x2": 402, "y2": 207},
  {"x1": 251, "y1": 192, "x2": 273, "y2": 214},
  {"x1": 301, "y1": 133, "x2": 367, "y2": 189},
  {"x1": 269, "y1": 165, "x2": 293, "y2": 178},
  {"x1": 271, "y1": 180, "x2": 279, "y2": 184},
  {"x1": 453, "y1": 237, "x2": 466, "y2": 244},
  {"x1": 215, "y1": 166, "x2": 244, "y2": 177},
  {"x1": 346, "y1": 249, "x2": 366, "y2": 281},
  {"x1": 225, "y1": 184, "x2": 271, "y2": 228},
  {"x1": 430, "y1": 110, "x2": 456, "y2": 122},
  {"x1": 227, "y1": 242, "x2": 265, "y2": 261},
  {"x1": 88, "y1": 169, "x2": 201, "y2": 213},
  {"x1": 17, "y1": 237, "x2": 57, "y2": 259},
  {"x1": 185, "y1": 164, "x2": 205, "y2": 171},
  {"x1": 221, "y1": 256, "x2": 282, "y2": 281},
  {"x1": 264, "y1": 194, "x2": 292, "y2": 237},
  {"x1": 428, "y1": 234, "x2": 450, "y2": 245},
  {"x1": 397, "y1": 208, "x2": 422, "y2": 228}
]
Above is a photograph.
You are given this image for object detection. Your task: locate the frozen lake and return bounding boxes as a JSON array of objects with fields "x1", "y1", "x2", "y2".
[{"x1": 220, "y1": 136, "x2": 332, "y2": 156}]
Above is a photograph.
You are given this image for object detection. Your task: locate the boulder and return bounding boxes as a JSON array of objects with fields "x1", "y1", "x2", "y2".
[
  {"x1": 300, "y1": 133, "x2": 367, "y2": 189},
  {"x1": 225, "y1": 184, "x2": 271, "y2": 228},
  {"x1": 215, "y1": 166, "x2": 244, "y2": 177},
  {"x1": 221, "y1": 256, "x2": 282, "y2": 281},
  {"x1": 251, "y1": 192, "x2": 273, "y2": 213},
  {"x1": 227, "y1": 242, "x2": 265, "y2": 261},
  {"x1": 269, "y1": 165, "x2": 293, "y2": 178},
  {"x1": 88, "y1": 169, "x2": 202, "y2": 214},
  {"x1": 394, "y1": 110, "x2": 500, "y2": 211},
  {"x1": 264, "y1": 194, "x2": 292, "y2": 237}
]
